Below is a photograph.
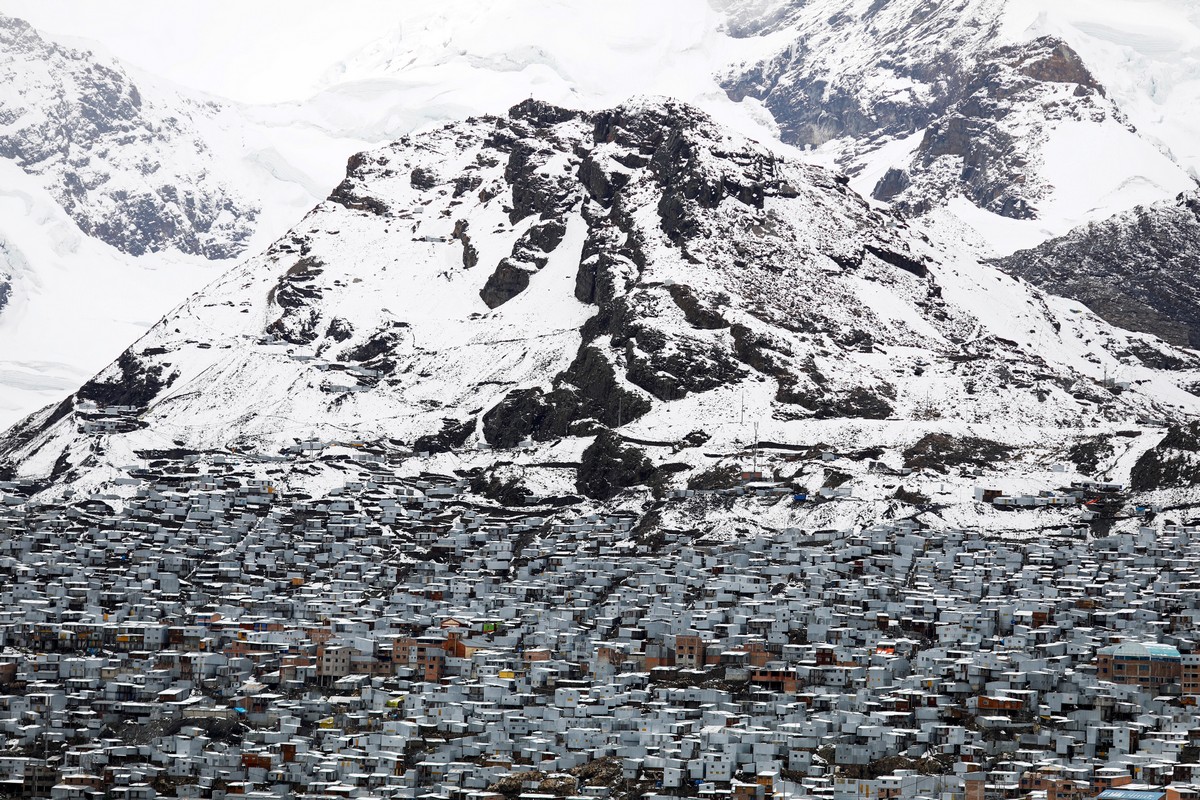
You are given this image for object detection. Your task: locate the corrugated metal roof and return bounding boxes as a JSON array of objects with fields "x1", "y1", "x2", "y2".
[
  {"x1": 1099, "y1": 642, "x2": 1181, "y2": 659},
  {"x1": 1097, "y1": 790, "x2": 1166, "y2": 800}
]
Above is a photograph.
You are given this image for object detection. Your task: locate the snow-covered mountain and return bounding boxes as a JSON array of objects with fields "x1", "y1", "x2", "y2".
[
  {"x1": 3, "y1": 99, "x2": 1196, "y2": 512},
  {"x1": 718, "y1": 0, "x2": 1196, "y2": 252},
  {"x1": 3, "y1": 0, "x2": 1200, "y2": 453},
  {"x1": 0, "y1": 156, "x2": 229, "y2": 429},
  {"x1": 0, "y1": 12, "x2": 378, "y2": 430},
  {"x1": 0, "y1": 2, "x2": 780, "y2": 432},
  {"x1": 1013, "y1": 0, "x2": 1200, "y2": 182},
  {"x1": 0, "y1": 14, "x2": 257, "y2": 258}
]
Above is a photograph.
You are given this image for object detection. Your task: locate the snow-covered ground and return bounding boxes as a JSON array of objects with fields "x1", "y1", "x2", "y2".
[{"x1": 310, "y1": 0, "x2": 785, "y2": 144}]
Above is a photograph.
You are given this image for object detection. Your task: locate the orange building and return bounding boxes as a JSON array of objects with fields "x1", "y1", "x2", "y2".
[{"x1": 1096, "y1": 642, "x2": 1182, "y2": 689}]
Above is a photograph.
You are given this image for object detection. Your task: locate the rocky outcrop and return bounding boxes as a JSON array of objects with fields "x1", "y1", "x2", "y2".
[
  {"x1": 77, "y1": 351, "x2": 175, "y2": 409},
  {"x1": 480, "y1": 219, "x2": 568, "y2": 308},
  {"x1": 266, "y1": 257, "x2": 325, "y2": 345},
  {"x1": 994, "y1": 191, "x2": 1200, "y2": 348},
  {"x1": 482, "y1": 346, "x2": 652, "y2": 449},
  {"x1": 413, "y1": 418, "x2": 475, "y2": 455},
  {"x1": 890, "y1": 37, "x2": 1107, "y2": 219},
  {"x1": 475, "y1": 97, "x2": 936, "y2": 446},
  {"x1": 0, "y1": 14, "x2": 257, "y2": 257},
  {"x1": 903, "y1": 434, "x2": 1014, "y2": 473},
  {"x1": 1131, "y1": 424, "x2": 1200, "y2": 492},
  {"x1": 330, "y1": 152, "x2": 392, "y2": 217},
  {"x1": 576, "y1": 430, "x2": 656, "y2": 500}
]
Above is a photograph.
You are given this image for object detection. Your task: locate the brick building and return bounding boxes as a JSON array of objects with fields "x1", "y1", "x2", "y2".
[{"x1": 1096, "y1": 642, "x2": 1182, "y2": 689}]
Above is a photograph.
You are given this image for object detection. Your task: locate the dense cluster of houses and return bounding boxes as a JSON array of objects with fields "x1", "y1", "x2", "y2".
[{"x1": 0, "y1": 443, "x2": 1199, "y2": 800}]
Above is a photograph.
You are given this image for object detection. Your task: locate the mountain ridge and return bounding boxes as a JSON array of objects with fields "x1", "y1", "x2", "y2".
[
  {"x1": 2, "y1": 98, "x2": 1197, "y2": 518},
  {"x1": 994, "y1": 189, "x2": 1200, "y2": 349}
]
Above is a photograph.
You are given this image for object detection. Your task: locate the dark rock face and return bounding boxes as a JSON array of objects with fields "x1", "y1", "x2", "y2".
[
  {"x1": 994, "y1": 191, "x2": 1200, "y2": 348},
  {"x1": 413, "y1": 418, "x2": 475, "y2": 455},
  {"x1": 508, "y1": 98, "x2": 584, "y2": 128},
  {"x1": 266, "y1": 257, "x2": 325, "y2": 345},
  {"x1": 78, "y1": 351, "x2": 175, "y2": 409},
  {"x1": 892, "y1": 37, "x2": 1105, "y2": 219},
  {"x1": 903, "y1": 434, "x2": 1015, "y2": 473},
  {"x1": 482, "y1": 388, "x2": 559, "y2": 450},
  {"x1": 330, "y1": 153, "x2": 392, "y2": 217},
  {"x1": 0, "y1": 14, "x2": 257, "y2": 257},
  {"x1": 452, "y1": 220, "x2": 479, "y2": 269},
  {"x1": 667, "y1": 284, "x2": 729, "y2": 330},
  {"x1": 481, "y1": 345, "x2": 652, "y2": 449},
  {"x1": 872, "y1": 168, "x2": 911, "y2": 203},
  {"x1": 820, "y1": 386, "x2": 895, "y2": 420},
  {"x1": 574, "y1": 201, "x2": 644, "y2": 306},
  {"x1": 410, "y1": 166, "x2": 439, "y2": 190},
  {"x1": 576, "y1": 430, "x2": 656, "y2": 500},
  {"x1": 340, "y1": 326, "x2": 404, "y2": 363},
  {"x1": 479, "y1": 261, "x2": 535, "y2": 309},
  {"x1": 591, "y1": 102, "x2": 770, "y2": 245},
  {"x1": 325, "y1": 318, "x2": 354, "y2": 342},
  {"x1": 864, "y1": 245, "x2": 928, "y2": 279},
  {"x1": 505, "y1": 139, "x2": 577, "y2": 225},
  {"x1": 1131, "y1": 423, "x2": 1200, "y2": 491},
  {"x1": 468, "y1": 469, "x2": 532, "y2": 506},
  {"x1": 480, "y1": 219, "x2": 568, "y2": 308},
  {"x1": 1068, "y1": 436, "x2": 1115, "y2": 475}
]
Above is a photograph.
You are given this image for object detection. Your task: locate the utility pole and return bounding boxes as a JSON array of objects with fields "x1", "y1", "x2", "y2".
[{"x1": 753, "y1": 422, "x2": 760, "y2": 477}]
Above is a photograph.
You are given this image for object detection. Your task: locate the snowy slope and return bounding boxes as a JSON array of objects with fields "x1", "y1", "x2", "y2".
[
  {"x1": 3, "y1": 100, "x2": 1196, "y2": 508},
  {"x1": 0, "y1": 98, "x2": 369, "y2": 432},
  {"x1": 0, "y1": 159, "x2": 225, "y2": 429},
  {"x1": 309, "y1": 0, "x2": 784, "y2": 146}
]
